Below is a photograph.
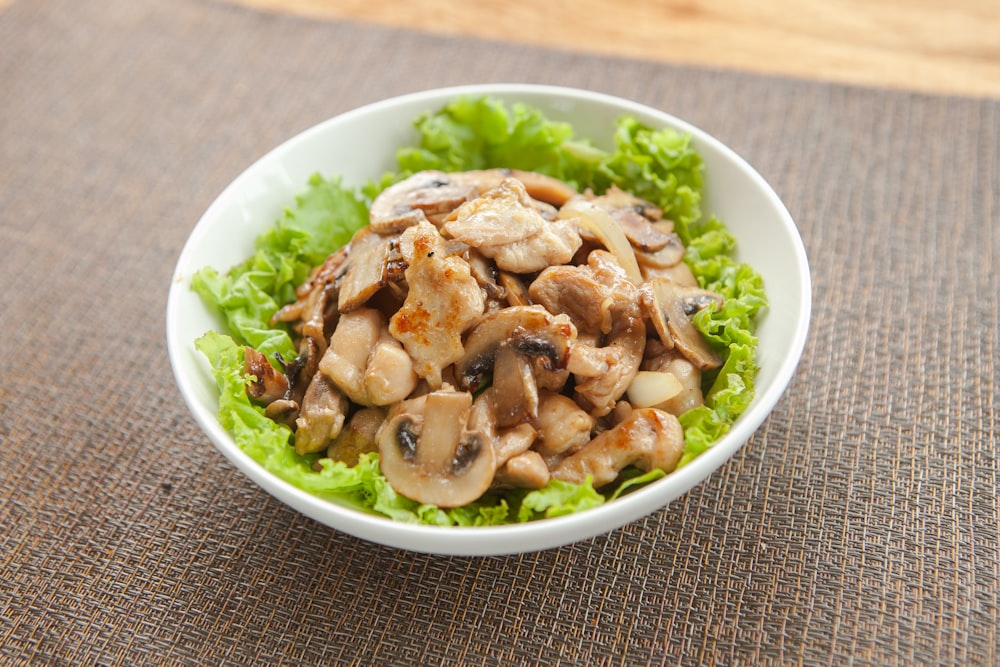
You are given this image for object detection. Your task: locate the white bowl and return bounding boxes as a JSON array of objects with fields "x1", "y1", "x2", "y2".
[{"x1": 166, "y1": 84, "x2": 810, "y2": 556}]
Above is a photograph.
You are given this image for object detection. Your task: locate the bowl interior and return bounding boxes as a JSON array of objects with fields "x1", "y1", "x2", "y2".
[{"x1": 166, "y1": 84, "x2": 810, "y2": 556}]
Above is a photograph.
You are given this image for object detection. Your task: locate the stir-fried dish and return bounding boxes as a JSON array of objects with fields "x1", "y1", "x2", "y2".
[{"x1": 193, "y1": 97, "x2": 766, "y2": 525}]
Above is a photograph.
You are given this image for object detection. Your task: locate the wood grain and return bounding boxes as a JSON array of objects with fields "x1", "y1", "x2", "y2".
[{"x1": 221, "y1": 0, "x2": 1000, "y2": 98}]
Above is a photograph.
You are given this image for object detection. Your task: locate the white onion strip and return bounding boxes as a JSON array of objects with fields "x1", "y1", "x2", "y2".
[{"x1": 558, "y1": 199, "x2": 644, "y2": 285}]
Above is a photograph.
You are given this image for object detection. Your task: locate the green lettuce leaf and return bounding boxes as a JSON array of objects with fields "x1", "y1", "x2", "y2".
[{"x1": 191, "y1": 174, "x2": 368, "y2": 361}]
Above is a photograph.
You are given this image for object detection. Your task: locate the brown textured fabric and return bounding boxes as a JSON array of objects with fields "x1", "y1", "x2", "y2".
[{"x1": 1, "y1": 0, "x2": 997, "y2": 664}]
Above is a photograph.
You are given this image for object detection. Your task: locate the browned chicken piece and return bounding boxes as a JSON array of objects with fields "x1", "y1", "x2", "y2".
[
  {"x1": 551, "y1": 408, "x2": 684, "y2": 488},
  {"x1": 494, "y1": 451, "x2": 550, "y2": 490},
  {"x1": 388, "y1": 220, "x2": 485, "y2": 388},
  {"x1": 533, "y1": 250, "x2": 644, "y2": 416},
  {"x1": 531, "y1": 392, "x2": 595, "y2": 467},
  {"x1": 441, "y1": 178, "x2": 581, "y2": 273},
  {"x1": 319, "y1": 307, "x2": 418, "y2": 406},
  {"x1": 529, "y1": 263, "x2": 615, "y2": 337}
]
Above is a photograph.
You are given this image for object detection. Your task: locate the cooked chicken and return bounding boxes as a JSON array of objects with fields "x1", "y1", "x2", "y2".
[
  {"x1": 531, "y1": 392, "x2": 595, "y2": 466},
  {"x1": 529, "y1": 263, "x2": 614, "y2": 337},
  {"x1": 319, "y1": 307, "x2": 418, "y2": 406},
  {"x1": 551, "y1": 408, "x2": 684, "y2": 488},
  {"x1": 441, "y1": 178, "x2": 581, "y2": 273},
  {"x1": 388, "y1": 220, "x2": 485, "y2": 388}
]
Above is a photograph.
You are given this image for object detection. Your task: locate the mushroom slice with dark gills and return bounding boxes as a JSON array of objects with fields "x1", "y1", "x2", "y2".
[
  {"x1": 369, "y1": 170, "x2": 478, "y2": 233},
  {"x1": 244, "y1": 346, "x2": 290, "y2": 405},
  {"x1": 551, "y1": 408, "x2": 684, "y2": 488},
  {"x1": 441, "y1": 177, "x2": 581, "y2": 274},
  {"x1": 642, "y1": 277, "x2": 724, "y2": 371},
  {"x1": 388, "y1": 220, "x2": 485, "y2": 388},
  {"x1": 378, "y1": 388, "x2": 496, "y2": 508},
  {"x1": 271, "y1": 243, "x2": 350, "y2": 346},
  {"x1": 467, "y1": 387, "x2": 546, "y2": 490},
  {"x1": 319, "y1": 306, "x2": 418, "y2": 406},
  {"x1": 453, "y1": 305, "x2": 576, "y2": 394},
  {"x1": 462, "y1": 169, "x2": 578, "y2": 208}
]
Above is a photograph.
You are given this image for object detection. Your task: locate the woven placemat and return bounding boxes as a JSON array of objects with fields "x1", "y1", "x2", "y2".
[{"x1": 1, "y1": 0, "x2": 997, "y2": 664}]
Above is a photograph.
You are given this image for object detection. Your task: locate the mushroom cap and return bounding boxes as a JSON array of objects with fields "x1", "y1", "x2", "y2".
[
  {"x1": 645, "y1": 278, "x2": 724, "y2": 371},
  {"x1": 453, "y1": 305, "x2": 577, "y2": 392},
  {"x1": 377, "y1": 389, "x2": 496, "y2": 508}
]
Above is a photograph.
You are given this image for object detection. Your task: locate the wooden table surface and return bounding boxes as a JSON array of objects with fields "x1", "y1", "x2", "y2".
[
  {"x1": 4, "y1": 0, "x2": 992, "y2": 97},
  {"x1": 217, "y1": 0, "x2": 1000, "y2": 99}
]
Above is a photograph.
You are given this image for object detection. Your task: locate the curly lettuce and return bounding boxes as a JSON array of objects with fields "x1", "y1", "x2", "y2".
[{"x1": 192, "y1": 95, "x2": 767, "y2": 525}]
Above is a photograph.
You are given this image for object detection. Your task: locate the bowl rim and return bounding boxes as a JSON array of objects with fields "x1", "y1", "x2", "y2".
[{"x1": 166, "y1": 83, "x2": 811, "y2": 556}]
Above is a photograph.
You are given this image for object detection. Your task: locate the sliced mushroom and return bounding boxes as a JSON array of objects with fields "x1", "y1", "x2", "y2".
[
  {"x1": 498, "y1": 271, "x2": 531, "y2": 307},
  {"x1": 468, "y1": 387, "x2": 537, "y2": 465},
  {"x1": 644, "y1": 278, "x2": 723, "y2": 370},
  {"x1": 633, "y1": 233, "x2": 685, "y2": 269},
  {"x1": 294, "y1": 371, "x2": 349, "y2": 455},
  {"x1": 326, "y1": 407, "x2": 386, "y2": 466},
  {"x1": 337, "y1": 227, "x2": 398, "y2": 312},
  {"x1": 369, "y1": 171, "x2": 477, "y2": 233},
  {"x1": 244, "y1": 346, "x2": 289, "y2": 405},
  {"x1": 377, "y1": 389, "x2": 495, "y2": 508},
  {"x1": 271, "y1": 244, "x2": 350, "y2": 328},
  {"x1": 640, "y1": 261, "x2": 699, "y2": 287},
  {"x1": 550, "y1": 408, "x2": 684, "y2": 488},
  {"x1": 466, "y1": 248, "x2": 505, "y2": 301},
  {"x1": 446, "y1": 168, "x2": 578, "y2": 207},
  {"x1": 388, "y1": 220, "x2": 485, "y2": 388},
  {"x1": 491, "y1": 342, "x2": 539, "y2": 428},
  {"x1": 453, "y1": 305, "x2": 576, "y2": 393}
]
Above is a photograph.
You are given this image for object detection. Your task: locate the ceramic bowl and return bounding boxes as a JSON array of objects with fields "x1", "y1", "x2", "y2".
[{"x1": 166, "y1": 84, "x2": 811, "y2": 556}]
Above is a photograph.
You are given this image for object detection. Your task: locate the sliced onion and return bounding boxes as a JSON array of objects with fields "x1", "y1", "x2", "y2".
[
  {"x1": 626, "y1": 371, "x2": 683, "y2": 408},
  {"x1": 558, "y1": 198, "x2": 643, "y2": 285}
]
